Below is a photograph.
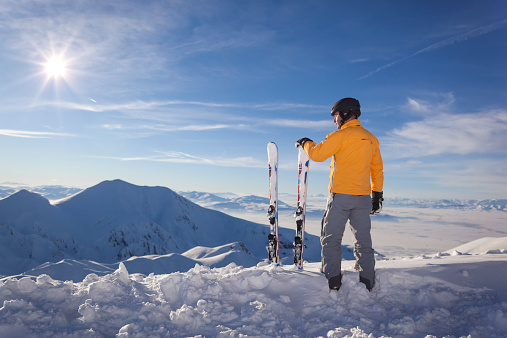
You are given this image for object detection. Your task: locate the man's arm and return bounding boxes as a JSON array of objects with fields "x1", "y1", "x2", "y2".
[{"x1": 303, "y1": 132, "x2": 340, "y2": 162}]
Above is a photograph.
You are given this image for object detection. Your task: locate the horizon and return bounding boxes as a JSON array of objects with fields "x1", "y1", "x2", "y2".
[
  {"x1": 3, "y1": 178, "x2": 507, "y2": 204},
  {"x1": 0, "y1": 1, "x2": 506, "y2": 200}
]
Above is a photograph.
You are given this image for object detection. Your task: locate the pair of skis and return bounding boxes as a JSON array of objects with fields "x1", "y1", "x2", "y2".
[{"x1": 266, "y1": 142, "x2": 310, "y2": 269}]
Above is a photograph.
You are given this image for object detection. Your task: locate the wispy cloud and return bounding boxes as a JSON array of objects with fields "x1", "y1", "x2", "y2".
[
  {"x1": 30, "y1": 99, "x2": 329, "y2": 134},
  {"x1": 99, "y1": 123, "x2": 247, "y2": 133},
  {"x1": 31, "y1": 99, "x2": 325, "y2": 113},
  {"x1": 387, "y1": 155, "x2": 507, "y2": 198},
  {"x1": 405, "y1": 93, "x2": 456, "y2": 113},
  {"x1": 0, "y1": 0, "x2": 277, "y2": 86},
  {"x1": 384, "y1": 108, "x2": 507, "y2": 157},
  {"x1": 266, "y1": 119, "x2": 330, "y2": 129},
  {"x1": 360, "y1": 19, "x2": 507, "y2": 79},
  {"x1": 433, "y1": 158, "x2": 507, "y2": 193},
  {"x1": 96, "y1": 150, "x2": 265, "y2": 168},
  {"x1": 0, "y1": 129, "x2": 74, "y2": 139}
]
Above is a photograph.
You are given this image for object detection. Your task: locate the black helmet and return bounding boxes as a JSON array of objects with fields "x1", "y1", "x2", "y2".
[{"x1": 331, "y1": 98, "x2": 361, "y2": 120}]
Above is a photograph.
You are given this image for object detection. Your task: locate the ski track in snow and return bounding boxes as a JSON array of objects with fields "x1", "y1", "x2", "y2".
[{"x1": 1, "y1": 254, "x2": 507, "y2": 338}]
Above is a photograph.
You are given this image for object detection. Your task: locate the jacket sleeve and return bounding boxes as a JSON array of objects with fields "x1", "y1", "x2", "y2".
[
  {"x1": 303, "y1": 132, "x2": 339, "y2": 162},
  {"x1": 370, "y1": 139, "x2": 384, "y2": 192}
]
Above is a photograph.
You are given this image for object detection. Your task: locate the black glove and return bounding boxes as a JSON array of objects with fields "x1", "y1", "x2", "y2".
[
  {"x1": 371, "y1": 191, "x2": 383, "y2": 215},
  {"x1": 295, "y1": 137, "x2": 313, "y2": 148}
]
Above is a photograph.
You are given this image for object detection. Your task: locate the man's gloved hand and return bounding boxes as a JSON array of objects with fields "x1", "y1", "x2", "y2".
[
  {"x1": 295, "y1": 137, "x2": 313, "y2": 148},
  {"x1": 371, "y1": 191, "x2": 383, "y2": 215}
]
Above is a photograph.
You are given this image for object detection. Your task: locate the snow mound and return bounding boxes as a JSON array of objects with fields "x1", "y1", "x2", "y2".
[
  {"x1": 22, "y1": 242, "x2": 260, "y2": 282},
  {"x1": 445, "y1": 236, "x2": 507, "y2": 255},
  {"x1": 1, "y1": 253, "x2": 507, "y2": 337}
]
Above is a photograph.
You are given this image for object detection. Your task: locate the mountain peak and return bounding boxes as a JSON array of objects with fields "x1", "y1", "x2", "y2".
[{"x1": 1, "y1": 189, "x2": 50, "y2": 206}]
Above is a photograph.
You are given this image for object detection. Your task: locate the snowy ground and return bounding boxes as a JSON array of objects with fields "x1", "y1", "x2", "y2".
[{"x1": 1, "y1": 240, "x2": 507, "y2": 337}]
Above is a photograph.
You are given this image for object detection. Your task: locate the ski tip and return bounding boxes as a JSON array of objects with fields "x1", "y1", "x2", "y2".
[{"x1": 267, "y1": 142, "x2": 278, "y2": 150}]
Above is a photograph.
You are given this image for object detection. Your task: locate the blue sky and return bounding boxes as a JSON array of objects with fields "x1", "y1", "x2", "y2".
[{"x1": 0, "y1": 0, "x2": 506, "y2": 199}]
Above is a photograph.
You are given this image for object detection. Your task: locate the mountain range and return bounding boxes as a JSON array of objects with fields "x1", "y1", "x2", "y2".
[
  {"x1": 2, "y1": 183, "x2": 506, "y2": 213},
  {"x1": 0, "y1": 179, "x2": 323, "y2": 279}
]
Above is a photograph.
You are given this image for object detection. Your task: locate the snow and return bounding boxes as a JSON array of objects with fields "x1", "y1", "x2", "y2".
[
  {"x1": 445, "y1": 237, "x2": 507, "y2": 255},
  {"x1": 1, "y1": 249, "x2": 507, "y2": 337},
  {"x1": 1, "y1": 180, "x2": 507, "y2": 337}
]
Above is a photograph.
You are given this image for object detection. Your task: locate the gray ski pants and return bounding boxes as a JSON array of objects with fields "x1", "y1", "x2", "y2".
[{"x1": 321, "y1": 193, "x2": 375, "y2": 282}]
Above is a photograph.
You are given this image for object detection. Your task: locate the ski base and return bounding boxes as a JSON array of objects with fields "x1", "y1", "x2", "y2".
[
  {"x1": 267, "y1": 142, "x2": 280, "y2": 265},
  {"x1": 294, "y1": 143, "x2": 310, "y2": 269}
]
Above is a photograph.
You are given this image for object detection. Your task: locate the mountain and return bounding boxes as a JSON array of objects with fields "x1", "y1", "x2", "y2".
[
  {"x1": 179, "y1": 191, "x2": 292, "y2": 212},
  {"x1": 180, "y1": 192, "x2": 507, "y2": 217},
  {"x1": 386, "y1": 197, "x2": 507, "y2": 211},
  {"x1": 0, "y1": 183, "x2": 82, "y2": 200},
  {"x1": 0, "y1": 180, "x2": 322, "y2": 277}
]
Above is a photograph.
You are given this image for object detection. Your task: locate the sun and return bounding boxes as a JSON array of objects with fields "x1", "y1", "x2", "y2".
[{"x1": 44, "y1": 57, "x2": 66, "y2": 78}]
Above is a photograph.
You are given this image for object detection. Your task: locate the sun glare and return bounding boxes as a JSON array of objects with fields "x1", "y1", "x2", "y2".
[{"x1": 45, "y1": 57, "x2": 66, "y2": 78}]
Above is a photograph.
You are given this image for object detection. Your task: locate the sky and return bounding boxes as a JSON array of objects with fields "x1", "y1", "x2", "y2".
[{"x1": 0, "y1": 0, "x2": 506, "y2": 200}]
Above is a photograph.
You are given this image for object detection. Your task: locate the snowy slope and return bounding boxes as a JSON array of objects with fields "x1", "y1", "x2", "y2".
[
  {"x1": 445, "y1": 236, "x2": 507, "y2": 255},
  {"x1": 0, "y1": 180, "x2": 323, "y2": 277},
  {"x1": 0, "y1": 238, "x2": 506, "y2": 337},
  {"x1": 22, "y1": 242, "x2": 259, "y2": 282}
]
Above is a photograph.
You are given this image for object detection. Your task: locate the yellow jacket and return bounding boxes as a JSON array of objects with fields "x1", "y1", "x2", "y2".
[{"x1": 303, "y1": 119, "x2": 383, "y2": 195}]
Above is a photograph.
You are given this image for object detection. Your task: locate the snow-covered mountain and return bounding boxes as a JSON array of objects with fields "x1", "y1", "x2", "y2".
[
  {"x1": 179, "y1": 191, "x2": 293, "y2": 212},
  {"x1": 387, "y1": 197, "x2": 507, "y2": 211},
  {"x1": 0, "y1": 180, "x2": 322, "y2": 277},
  {"x1": 0, "y1": 183, "x2": 82, "y2": 200},
  {"x1": 180, "y1": 191, "x2": 507, "y2": 214}
]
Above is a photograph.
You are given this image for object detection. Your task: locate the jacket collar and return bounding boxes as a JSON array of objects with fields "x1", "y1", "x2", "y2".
[{"x1": 341, "y1": 119, "x2": 361, "y2": 130}]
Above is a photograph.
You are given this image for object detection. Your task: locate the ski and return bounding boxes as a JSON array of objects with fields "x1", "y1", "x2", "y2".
[
  {"x1": 267, "y1": 142, "x2": 280, "y2": 264},
  {"x1": 294, "y1": 143, "x2": 310, "y2": 269}
]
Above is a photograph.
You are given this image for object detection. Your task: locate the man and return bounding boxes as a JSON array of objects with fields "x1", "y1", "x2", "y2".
[{"x1": 296, "y1": 97, "x2": 384, "y2": 291}]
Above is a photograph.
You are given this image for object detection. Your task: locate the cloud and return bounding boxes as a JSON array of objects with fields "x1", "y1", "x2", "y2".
[
  {"x1": 32, "y1": 99, "x2": 325, "y2": 113},
  {"x1": 30, "y1": 99, "x2": 329, "y2": 134},
  {"x1": 97, "y1": 150, "x2": 265, "y2": 168},
  {"x1": 266, "y1": 119, "x2": 330, "y2": 129},
  {"x1": 99, "y1": 123, "x2": 247, "y2": 133},
  {"x1": 0, "y1": 0, "x2": 277, "y2": 86},
  {"x1": 405, "y1": 93, "x2": 455, "y2": 114},
  {"x1": 411, "y1": 19, "x2": 507, "y2": 56},
  {"x1": 387, "y1": 155, "x2": 507, "y2": 198},
  {"x1": 383, "y1": 96, "x2": 507, "y2": 197},
  {"x1": 434, "y1": 158, "x2": 507, "y2": 190},
  {"x1": 0, "y1": 129, "x2": 74, "y2": 139},
  {"x1": 360, "y1": 19, "x2": 507, "y2": 79},
  {"x1": 384, "y1": 109, "x2": 507, "y2": 157}
]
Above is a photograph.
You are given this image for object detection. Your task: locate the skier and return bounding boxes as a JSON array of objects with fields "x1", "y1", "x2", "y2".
[{"x1": 296, "y1": 98, "x2": 384, "y2": 291}]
